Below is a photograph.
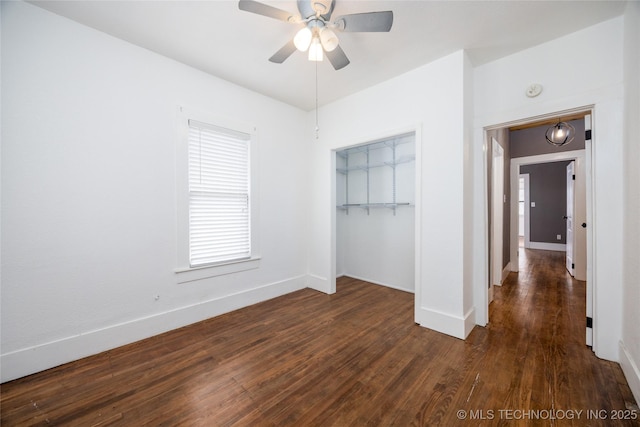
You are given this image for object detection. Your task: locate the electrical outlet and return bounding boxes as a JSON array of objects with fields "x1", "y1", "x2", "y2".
[
  {"x1": 557, "y1": 234, "x2": 561, "y2": 240},
  {"x1": 531, "y1": 202, "x2": 536, "y2": 207}
]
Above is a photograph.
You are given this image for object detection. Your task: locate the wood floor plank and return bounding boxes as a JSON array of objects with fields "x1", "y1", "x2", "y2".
[{"x1": 1, "y1": 248, "x2": 638, "y2": 426}]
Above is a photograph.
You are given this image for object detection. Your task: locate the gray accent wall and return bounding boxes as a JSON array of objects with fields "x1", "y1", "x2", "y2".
[
  {"x1": 485, "y1": 118, "x2": 585, "y2": 275},
  {"x1": 520, "y1": 161, "x2": 571, "y2": 244},
  {"x1": 511, "y1": 119, "x2": 585, "y2": 158}
]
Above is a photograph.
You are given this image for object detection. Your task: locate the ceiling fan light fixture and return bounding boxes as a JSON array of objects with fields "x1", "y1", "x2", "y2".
[
  {"x1": 308, "y1": 36, "x2": 323, "y2": 61},
  {"x1": 294, "y1": 27, "x2": 312, "y2": 51},
  {"x1": 239, "y1": 0, "x2": 394, "y2": 69},
  {"x1": 319, "y1": 27, "x2": 338, "y2": 51},
  {"x1": 545, "y1": 121, "x2": 575, "y2": 146}
]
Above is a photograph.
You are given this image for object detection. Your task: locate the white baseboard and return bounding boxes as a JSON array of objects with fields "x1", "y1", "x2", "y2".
[
  {"x1": 340, "y1": 274, "x2": 414, "y2": 294},
  {"x1": 619, "y1": 340, "x2": 640, "y2": 405},
  {"x1": 0, "y1": 275, "x2": 307, "y2": 383},
  {"x1": 529, "y1": 241, "x2": 567, "y2": 251},
  {"x1": 494, "y1": 263, "x2": 511, "y2": 286},
  {"x1": 307, "y1": 273, "x2": 332, "y2": 294},
  {"x1": 502, "y1": 263, "x2": 511, "y2": 283},
  {"x1": 416, "y1": 306, "x2": 476, "y2": 340}
]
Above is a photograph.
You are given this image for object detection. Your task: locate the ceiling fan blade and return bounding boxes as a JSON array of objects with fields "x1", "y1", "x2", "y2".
[
  {"x1": 269, "y1": 40, "x2": 297, "y2": 64},
  {"x1": 326, "y1": 45, "x2": 350, "y2": 70},
  {"x1": 239, "y1": 0, "x2": 299, "y2": 23},
  {"x1": 334, "y1": 11, "x2": 393, "y2": 32}
]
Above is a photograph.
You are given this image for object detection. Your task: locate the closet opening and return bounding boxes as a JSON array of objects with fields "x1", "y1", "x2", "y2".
[{"x1": 334, "y1": 132, "x2": 416, "y2": 293}]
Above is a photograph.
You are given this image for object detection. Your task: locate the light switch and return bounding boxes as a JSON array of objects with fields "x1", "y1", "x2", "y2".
[{"x1": 531, "y1": 202, "x2": 536, "y2": 207}]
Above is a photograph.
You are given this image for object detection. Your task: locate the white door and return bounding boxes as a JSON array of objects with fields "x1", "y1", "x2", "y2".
[
  {"x1": 566, "y1": 161, "x2": 575, "y2": 275},
  {"x1": 574, "y1": 157, "x2": 587, "y2": 281},
  {"x1": 492, "y1": 138, "x2": 504, "y2": 289},
  {"x1": 584, "y1": 114, "x2": 593, "y2": 347}
]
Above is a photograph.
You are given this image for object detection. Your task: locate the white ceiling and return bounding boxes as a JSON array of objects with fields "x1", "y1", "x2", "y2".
[{"x1": 30, "y1": 0, "x2": 626, "y2": 111}]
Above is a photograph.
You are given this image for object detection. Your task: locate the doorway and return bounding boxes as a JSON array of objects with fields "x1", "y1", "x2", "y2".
[
  {"x1": 486, "y1": 109, "x2": 593, "y2": 347},
  {"x1": 334, "y1": 133, "x2": 416, "y2": 293}
]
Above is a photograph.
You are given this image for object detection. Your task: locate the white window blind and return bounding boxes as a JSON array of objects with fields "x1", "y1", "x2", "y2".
[{"x1": 188, "y1": 120, "x2": 251, "y2": 267}]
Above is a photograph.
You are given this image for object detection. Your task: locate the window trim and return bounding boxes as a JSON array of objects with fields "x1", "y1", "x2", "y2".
[{"x1": 175, "y1": 106, "x2": 260, "y2": 283}]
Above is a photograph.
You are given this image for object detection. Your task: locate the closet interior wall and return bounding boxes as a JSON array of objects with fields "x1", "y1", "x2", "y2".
[{"x1": 336, "y1": 133, "x2": 416, "y2": 293}]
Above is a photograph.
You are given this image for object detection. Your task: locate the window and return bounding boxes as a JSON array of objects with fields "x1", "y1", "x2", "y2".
[
  {"x1": 175, "y1": 107, "x2": 259, "y2": 282},
  {"x1": 188, "y1": 120, "x2": 251, "y2": 267}
]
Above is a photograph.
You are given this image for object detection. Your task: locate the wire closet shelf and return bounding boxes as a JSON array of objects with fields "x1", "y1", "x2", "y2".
[{"x1": 336, "y1": 133, "x2": 415, "y2": 215}]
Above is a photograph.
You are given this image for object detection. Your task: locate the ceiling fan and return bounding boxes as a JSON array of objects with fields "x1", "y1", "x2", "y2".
[{"x1": 238, "y1": 0, "x2": 393, "y2": 70}]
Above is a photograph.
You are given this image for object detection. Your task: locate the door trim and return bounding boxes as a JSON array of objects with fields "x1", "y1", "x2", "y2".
[
  {"x1": 509, "y1": 150, "x2": 586, "y2": 272},
  {"x1": 519, "y1": 173, "x2": 530, "y2": 249},
  {"x1": 491, "y1": 138, "x2": 504, "y2": 288},
  {"x1": 566, "y1": 161, "x2": 576, "y2": 276},
  {"x1": 479, "y1": 105, "x2": 596, "y2": 351}
]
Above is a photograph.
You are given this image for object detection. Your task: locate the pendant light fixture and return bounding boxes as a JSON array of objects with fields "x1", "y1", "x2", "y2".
[{"x1": 545, "y1": 120, "x2": 575, "y2": 146}]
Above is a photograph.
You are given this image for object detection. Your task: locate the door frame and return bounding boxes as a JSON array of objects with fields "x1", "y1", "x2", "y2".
[
  {"x1": 509, "y1": 151, "x2": 586, "y2": 272},
  {"x1": 566, "y1": 160, "x2": 576, "y2": 276},
  {"x1": 329, "y1": 124, "x2": 421, "y2": 296},
  {"x1": 491, "y1": 138, "x2": 505, "y2": 290},
  {"x1": 482, "y1": 106, "x2": 594, "y2": 348},
  {"x1": 519, "y1": 173, "x2": 531, "y2": 249}
]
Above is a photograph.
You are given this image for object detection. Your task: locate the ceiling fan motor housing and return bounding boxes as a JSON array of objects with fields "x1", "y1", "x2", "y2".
[{"x1": 298, "y1": 0, "x2": 335, "y2": 20}]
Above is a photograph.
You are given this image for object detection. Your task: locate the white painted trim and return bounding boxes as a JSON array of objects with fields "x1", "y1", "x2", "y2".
[
  {"x1": 464, "y1": 307, "x2": 476, "y2": 337},
  {"x1": 519, "y1": 173, "x2": 531, "y2": 250},
  {"x1": 493, "y1": 263, "x2": 510, "y2": 286},
  {"x1": 619, "y1": 340, "x2": 640, "y2": 405},
  {"x1": 175, "y1": 257, "x2": 261, "y2": 283},
  {"x1": 510, "y1": 149, "x2": 586, "y2": 273},
  {"x1": 476, "y1": 127, "x2": 490, "y2": 325},
  {"x1": 340, "y1": 274, "x2": 414, "y2": 294},
  {"x1": 528, "y1": 242, "x2": 567, "y2": 251},
  {"x1": 416, "y1": 306, "x2": 476, "y2": 340},
  {"x1": 491, "y1": 138, "x2": 505, "y2": 288},
  {"x1": 414, "y1": 123, "x2": 424, "y2": 324},
  {"x1": 330, "y1": 149, "x2": 338, "y2": 295},
  {"x1": 307, "y1": 273, "x2": 331, "y2": 294},
  {"x1": 501, "y1": 263, "x2": 511, "y2": 284},
  {"x1": 0, "y1": 275, "x2": 307, "y2": 383}
]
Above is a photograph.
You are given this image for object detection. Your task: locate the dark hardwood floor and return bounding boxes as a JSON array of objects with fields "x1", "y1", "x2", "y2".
[{"x1": 1, "y1": 249, "x2": 638, "y2": 426}]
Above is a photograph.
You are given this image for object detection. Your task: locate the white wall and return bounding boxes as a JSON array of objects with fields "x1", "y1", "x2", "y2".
[
  {"x1": 621, "y1": 0, "x2": 640, "y2": 404},
  {"x1": 308, "y1": 50, "x2": 475, "y2": 339},
  {"x1": 473, "y1": 17, "x2": 625, "y2": 361},
  {"x1": 1, "y1": 1, "x2": 309, "y2": 382},
  {"x1": 2, "y1": 0, "x2": 635, "y2": 385}
]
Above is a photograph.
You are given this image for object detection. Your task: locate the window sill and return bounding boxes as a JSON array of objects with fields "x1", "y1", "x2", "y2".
[{"x1": 175, "y1": 257, "x2": 261, "y2": 284}]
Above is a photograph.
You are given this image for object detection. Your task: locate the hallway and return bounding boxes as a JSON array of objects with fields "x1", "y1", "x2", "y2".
[{"x1": 484, "y1": 247, "x2": 637, "y2": 423}]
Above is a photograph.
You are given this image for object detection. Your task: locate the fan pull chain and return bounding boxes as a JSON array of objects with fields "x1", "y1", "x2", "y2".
[{"x1": 315, "y1": 59, "x2": 319, "y2": 139}]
